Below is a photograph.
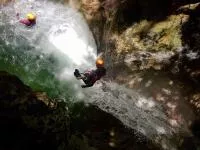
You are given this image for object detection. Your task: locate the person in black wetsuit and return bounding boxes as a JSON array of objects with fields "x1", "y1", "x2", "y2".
[{"x1": 74, "y1": 58, "x2": 106, "y2": 88}]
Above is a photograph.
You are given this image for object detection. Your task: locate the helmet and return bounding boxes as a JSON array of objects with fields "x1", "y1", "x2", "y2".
[
  {"x1": 96, "y1": 58, "x2": 104, "y2": 68},
  {"x1": 26, "y1": 13, "x2": 36, "y2": 21}
]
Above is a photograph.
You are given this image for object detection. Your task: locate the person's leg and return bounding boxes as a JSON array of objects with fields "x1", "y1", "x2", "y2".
[{"x1": 82, "y1": 74, "x2": 91, "y2": 85}]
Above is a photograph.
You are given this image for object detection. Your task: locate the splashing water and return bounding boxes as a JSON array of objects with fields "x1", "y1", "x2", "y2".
[{"x1": 0, "y1": 0, "x2": 97, "y2": 97}]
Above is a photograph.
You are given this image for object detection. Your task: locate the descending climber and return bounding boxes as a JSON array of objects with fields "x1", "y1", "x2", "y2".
[
  {"x1": 18, "y1": 13, "x2": 36, "y2": 27},
  {"x1": 74, "y1": 58, "x2": 106, "y2": 88}
]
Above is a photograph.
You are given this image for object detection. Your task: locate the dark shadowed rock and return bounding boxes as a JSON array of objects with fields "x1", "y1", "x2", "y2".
[{"x1": 0, "y1": 71, "x2": 69, "y2": 150}]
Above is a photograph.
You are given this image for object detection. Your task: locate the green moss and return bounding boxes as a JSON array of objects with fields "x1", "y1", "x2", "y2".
[{"x1": 116, "y1": 15, "x2": 189, "y2": 53}]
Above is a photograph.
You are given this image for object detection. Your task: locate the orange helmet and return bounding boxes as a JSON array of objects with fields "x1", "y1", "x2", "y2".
[{"x1": 96, "y1": 58, "x2": 104, "y2": 68}]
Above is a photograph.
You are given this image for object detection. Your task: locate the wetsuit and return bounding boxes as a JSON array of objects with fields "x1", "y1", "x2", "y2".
[
  {"x1": 19, "y1": 19, "x2": 36, "y2": 27},
  {"x1": 75, "y1": 67, "x2": 106, "y2": 88}
]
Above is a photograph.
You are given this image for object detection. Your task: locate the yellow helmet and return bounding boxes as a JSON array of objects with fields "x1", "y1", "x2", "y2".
[
  {"x1": 96, "y1": 58, "x2": 104, "y2": 68},
  {"x1": 26, "y1": 13, "x2": 36, "y2": 21}
]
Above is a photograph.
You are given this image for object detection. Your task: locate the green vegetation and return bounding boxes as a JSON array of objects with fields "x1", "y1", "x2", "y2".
[{"x1": 116, "y1": 15, "x2": 189, "y2": 53}]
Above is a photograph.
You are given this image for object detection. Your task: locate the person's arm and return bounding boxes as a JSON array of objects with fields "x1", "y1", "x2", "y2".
[{"x1": 19, "y1": 19, "x2": 29, "y2": 25}]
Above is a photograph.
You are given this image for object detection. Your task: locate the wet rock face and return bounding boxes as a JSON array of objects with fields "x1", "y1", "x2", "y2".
[
  {"x1": 0, "y1": 71, "x2": 69, "y2": 150},
  {"x1": 176, "y1": 4, "x2": 200, "y2": 82},
  {"x1": 74, "y1": 0, "x2": 173, "y2": 51},
  {"x1": 167, "y1": 4, "x2": 200, "y2": 115},
  {"x1": 69, "y1": 102, "x2": 160, "y2": 150}
]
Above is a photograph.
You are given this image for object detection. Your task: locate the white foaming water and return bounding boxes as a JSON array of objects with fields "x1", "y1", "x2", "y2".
[
  {"x1": 0, "y1": 0, "x2": 96, "y2": 70},
  {"x1": 0, "y1": 0, "x2": 98, "y2": 103}
]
